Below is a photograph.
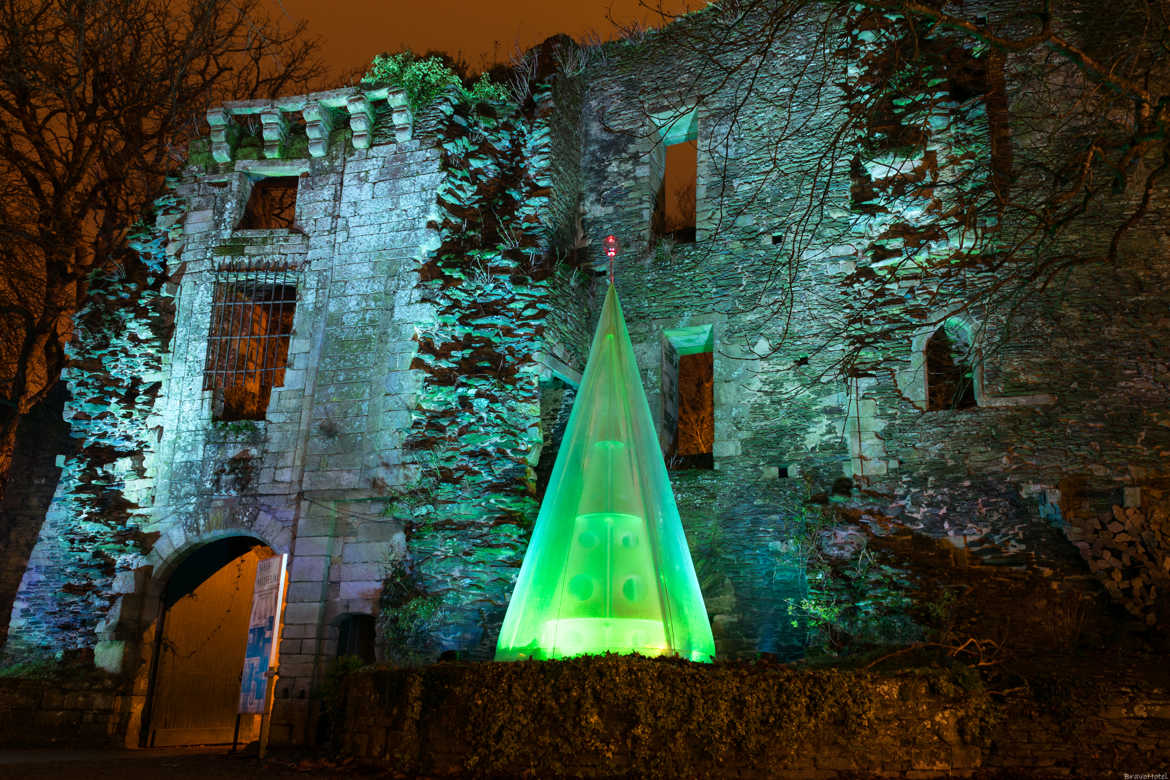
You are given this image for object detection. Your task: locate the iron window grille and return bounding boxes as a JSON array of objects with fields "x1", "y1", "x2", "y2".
[{"x1": 204, "y1": 261, "x2": 299, "y2": 421}]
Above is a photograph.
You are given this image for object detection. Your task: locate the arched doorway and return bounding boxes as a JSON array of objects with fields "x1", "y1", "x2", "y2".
[{"x1": 142, "y1": 536, "x2": 275, "y2": 747}]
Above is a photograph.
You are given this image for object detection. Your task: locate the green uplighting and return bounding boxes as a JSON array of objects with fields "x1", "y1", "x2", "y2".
[{"x1": 495, "y1": 284, "x2": 716, "y2": 662}]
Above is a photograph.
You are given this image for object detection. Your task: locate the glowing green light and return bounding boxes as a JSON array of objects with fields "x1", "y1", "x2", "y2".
[{"x1": 495, "y1": 284, "x2": 715, "y2": 662}]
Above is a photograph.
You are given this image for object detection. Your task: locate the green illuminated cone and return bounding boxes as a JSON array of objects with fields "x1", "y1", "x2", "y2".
[{"x1": 496, "y1": 284, "x2": 716, "y2": 662}]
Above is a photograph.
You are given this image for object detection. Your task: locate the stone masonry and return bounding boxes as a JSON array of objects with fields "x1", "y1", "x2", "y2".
[{"x1": 3, "y1": 0, "x2": 1169, "y2": 748}]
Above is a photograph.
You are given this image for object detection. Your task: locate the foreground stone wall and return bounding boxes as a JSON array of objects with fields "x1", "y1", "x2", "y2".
[
  {"x1": 338, "y1": 658, "x2": 1170, "y2": 778},
  {"x1": 0, "y1": 675, "x2": 130, "y2": 748}
]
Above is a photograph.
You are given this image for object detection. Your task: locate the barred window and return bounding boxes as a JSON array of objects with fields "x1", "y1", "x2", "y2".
[{"x1": 204, "y1": 264, "x2": 298, "y2": 421}]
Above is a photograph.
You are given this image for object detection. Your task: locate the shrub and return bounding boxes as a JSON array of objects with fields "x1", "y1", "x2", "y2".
[{"x1": 362, "y1": 52, "x2": 509, "y2": 113}]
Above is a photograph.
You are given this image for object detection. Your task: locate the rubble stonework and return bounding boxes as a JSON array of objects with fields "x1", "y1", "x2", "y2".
[{"x1": 2, "y1": 1, "x2": 1169, "y2": 750}]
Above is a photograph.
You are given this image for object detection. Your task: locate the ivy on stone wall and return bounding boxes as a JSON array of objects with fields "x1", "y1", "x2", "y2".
[
  {"x1": 842, "y1": 9, "x2": 999, "y2": 378},
  {"x1": 5, "y1": 193, "x2": 182, "y2": 658},
  {"x1": 381, "y1": 62, "x2": 576, "y2": 662}
]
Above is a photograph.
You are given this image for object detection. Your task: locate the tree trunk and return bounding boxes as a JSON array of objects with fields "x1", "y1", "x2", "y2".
[{"x1": 0, "y1": 407, "x2": 20, "y2": 504}]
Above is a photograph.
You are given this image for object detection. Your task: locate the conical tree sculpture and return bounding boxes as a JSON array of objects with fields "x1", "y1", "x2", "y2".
[{"x1": 496, "y1": 283, "x2": 716, "y2": 662}]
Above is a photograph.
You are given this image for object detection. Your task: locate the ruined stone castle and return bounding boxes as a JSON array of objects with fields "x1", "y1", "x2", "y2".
[{"x1": 2, "y1": 1, "x2": 1168, "y2": 746}]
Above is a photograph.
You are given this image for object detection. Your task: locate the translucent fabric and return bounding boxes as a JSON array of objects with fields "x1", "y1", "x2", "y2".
[{"x1": 496, "y1": 284, "x2": 715, "y2": 662}]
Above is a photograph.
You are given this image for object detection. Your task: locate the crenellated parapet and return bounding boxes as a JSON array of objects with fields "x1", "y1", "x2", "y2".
[{"x1": 205, "y1": 85, "x2": 413, "y2": 162}]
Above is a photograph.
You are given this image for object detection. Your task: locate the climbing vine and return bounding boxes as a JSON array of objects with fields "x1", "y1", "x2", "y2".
[
  {"x1": 5, "y1": 192, "x2": 182, "y2": 656},
  {"x1": 380, "y1": 48, "x2": 582, "y2": 663}
]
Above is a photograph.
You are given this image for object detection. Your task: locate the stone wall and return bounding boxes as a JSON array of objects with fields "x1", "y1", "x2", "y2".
[
  {"x1": 2, "y1": 63, "x2": 595, "y2": 743},
  {"x1": 382, "y1": 71, "x2": 592, "y2": 664},
  {"x1": 337, "y1": 658, "x2": 1170, "y2": 777},
  {"x1": 0, "y1": 383, "x2": 71, "y2": 649},
  {"x1": 0, "y1": 675, "x2": 130, "y2": 748},
  {"x1": 4, "y1": 201, "x2": 180, "y2": 667},
  {"x1": 574, "y1": 8, "x2": 856, "y2": 658},
  {"x1": 2, "y1": 3, "x2": 1168, "y2": 747},
  {"x1": 569, "y1": 1, "x2": 1170, "y2": 657}
]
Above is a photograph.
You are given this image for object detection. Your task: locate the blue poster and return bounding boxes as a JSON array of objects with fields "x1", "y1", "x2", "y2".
[{"x1": 238, "y1": 554, "x2": 287, "y2": 714}]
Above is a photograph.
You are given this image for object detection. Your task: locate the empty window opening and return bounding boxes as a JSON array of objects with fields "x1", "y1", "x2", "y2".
[
  {"x1": 662, "y1": 324, "x2": 714, "y2": 470},
  {"x1": 239, "y1": 176, "x2": 298, "y2": 230},
  {"x1": 653, "y1": 139, "x2": 697, "y2": 243},
  {"x1": 649, "y1": 107, "x2": 698, "y2": 243},
  {"x1": 336, "y1": 614, "x2": 376, "y2": 664},
  {"x1": 204, "y1": 266, "x2": 297, "y2": 421},
  {"x1": 676, "y1": 351, "x2": 713, "y2": 461},
  {"x1": 925, "y1": 321, "x2": 977, "y2": 410}
]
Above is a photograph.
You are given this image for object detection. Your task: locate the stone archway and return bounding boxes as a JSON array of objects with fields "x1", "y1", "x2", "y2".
[
  {"x1": 899, "y1": 312, "x2": 985, "y2": 411},
  {"x1": 139, "y1": 535, "x2": 275, "y2": 747}
]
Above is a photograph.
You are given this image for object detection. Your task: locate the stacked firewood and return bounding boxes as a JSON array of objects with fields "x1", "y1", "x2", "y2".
[{"x1": 1070, "y1": 502, "x2": 1169, "y2": 626}]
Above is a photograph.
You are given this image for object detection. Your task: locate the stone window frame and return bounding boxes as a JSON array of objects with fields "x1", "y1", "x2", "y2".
[
  {"x1": 900, "y1": 313, "x2": 1054, "y2": 411},
  {"x1": 660, "y1": 321, "x2": 717, "y2": 469},
  {"x1": 647, "y1": 106, "x2": 700, "y2": 242},
  {"x1": 238, "y1": 176, "x2": 299, "y2": 230},
  {"x1": 230, "y1": 159, "x2": 310, "y2": 236},
  {"x1": 913, "y1": 314, "x2": 985, "y2": 411}
]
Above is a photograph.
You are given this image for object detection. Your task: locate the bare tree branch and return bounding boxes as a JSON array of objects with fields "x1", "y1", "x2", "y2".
[{"x1": 0, "y1": 0, "x2": 324, "y2": 497}]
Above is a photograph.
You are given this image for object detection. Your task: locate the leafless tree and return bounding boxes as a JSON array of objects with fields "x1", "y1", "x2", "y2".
[{"x1": 0, "y1": 0, "x2": 323, "y2": 497}]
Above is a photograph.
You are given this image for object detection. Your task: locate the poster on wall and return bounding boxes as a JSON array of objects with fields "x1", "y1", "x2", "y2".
[{"x1": 238, "y1": 553, "x2": 288, "y2": 714}]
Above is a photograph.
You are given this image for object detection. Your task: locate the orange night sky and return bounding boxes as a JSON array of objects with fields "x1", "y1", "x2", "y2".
[{"x1": 265, "y1": 0, "x2": 698, "y2": 77}]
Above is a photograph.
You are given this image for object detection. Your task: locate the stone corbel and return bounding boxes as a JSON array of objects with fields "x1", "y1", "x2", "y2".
[
  {"x1": 387, "y1": 88, "x2": 412, "y2": 143},
  {"x1": 347, "y1": 95, "x2": 375, "y2": 150},
  {"x1": 206, "y1": 108, "x2": 239, "y2": 163},
  {"x1": 303, "y1": 101, "x2": 335, "y2": 158},
  {"x1": 260, "y1": 108, "x2": 289, "y2": 159}
]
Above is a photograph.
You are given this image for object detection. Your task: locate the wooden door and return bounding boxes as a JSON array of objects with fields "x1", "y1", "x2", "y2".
[{"x1": 150, "y1": 547, "x2": 267, "y2": 746}]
